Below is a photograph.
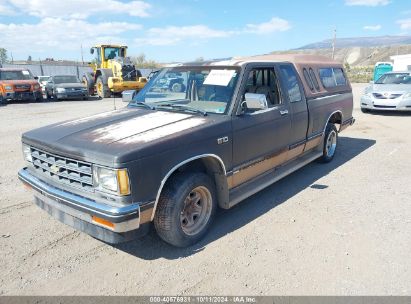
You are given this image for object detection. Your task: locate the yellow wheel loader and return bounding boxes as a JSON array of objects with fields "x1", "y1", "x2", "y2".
[{"x1": 82, "y1": 44, "x2": 147, "y2": 99}]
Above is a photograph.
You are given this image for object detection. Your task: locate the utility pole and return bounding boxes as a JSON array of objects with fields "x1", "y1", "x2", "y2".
[
  {"x1": 81, "y1": 44, "x2": 85, "y2": 65},
  {"x1": 332, "y1": 27, "x2": 337, "y2": 59}
]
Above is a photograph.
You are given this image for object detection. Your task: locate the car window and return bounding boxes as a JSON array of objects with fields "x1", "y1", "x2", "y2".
[
  {"x1": 375, "y1": 73, "x2": 411, "y2": 84},
  {"x1": 243, "y1": 67, "x2": 282, "y2": 107},
  {"x1": 319, "y1": 68, "x2": 347, "y2": 88},
  {"x1": 53, "y1": 76, "x2": 80, "y2": 84},
  {"x1": 279, "y1": 65, "x2": 302, "y2": 103},
  {"x1": 0, "y1": 70, "x2": 33, "y2": 80}
]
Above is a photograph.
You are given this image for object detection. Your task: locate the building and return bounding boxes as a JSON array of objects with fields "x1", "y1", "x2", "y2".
[{"x1": 390, "y1": 54, "x2": 411, "y2": 71}]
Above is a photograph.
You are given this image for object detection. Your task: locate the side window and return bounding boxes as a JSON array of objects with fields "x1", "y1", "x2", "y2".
[
  {"x1": 303, "y1": 68, "x2": 314, "y2": 91},
  {"x1": 279, "y1": 65, "x2": 302, "y2": 103},
  {"x1": 333, "y1": 68, "x2": 347, "y2": 86},
  {"x1": 244, "y1": 67, "x2": 281, "y2": 107},
  {"x1": 319, "y1": 67, "x2": 347, "y2": 88},
  {"x1": 309, "y1": 68, "x2": 320, "y2": 91}
]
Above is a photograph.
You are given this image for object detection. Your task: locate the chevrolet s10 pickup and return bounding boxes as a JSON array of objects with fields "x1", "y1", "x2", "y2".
[{"x1": 19, "y1": 54, "x2": 355, "y2": 247}]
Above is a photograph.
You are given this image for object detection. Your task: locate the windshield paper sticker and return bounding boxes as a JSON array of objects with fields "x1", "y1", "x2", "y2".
[
  {"x1": 203, "y1": 70, "x2": 236, "y2": 86},
  {"x1": 22, "y1": 71, "x2": 30, "y2": 75}
]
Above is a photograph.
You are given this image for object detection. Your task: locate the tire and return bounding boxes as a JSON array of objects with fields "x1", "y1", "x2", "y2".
[
  {"x1": 0, "y1": 95, "x2": 6, "y2": 106},
  {"x1": 96, "y1": 76, "x2": 111, "y2": 99},
  {"x1": 361, "y1": 107, "x2": 369, "y2": 113},
  {"x1": 46, "y1": 91, "x2": 52, "y2": 100},
  {"x1": 154, "y1": 172, "x2": 217, "y2": 247},
  {"x1": 82, "y1": 73, "x2": 95, "y2": 96},
  {"x1": 35, "y1": 94, "x2": 43, "y2": 103},
  {"x1": 318, "y1": 123, "x2": 338, "y2": 163}
]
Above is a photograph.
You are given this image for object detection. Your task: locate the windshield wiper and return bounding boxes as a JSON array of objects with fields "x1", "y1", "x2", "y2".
[
  {"x1": 156, "y1": 103, "x2": 207, "y2": 116},
  {"x1": 131, "y1": 101, "x2": 156, "y2": 110}
]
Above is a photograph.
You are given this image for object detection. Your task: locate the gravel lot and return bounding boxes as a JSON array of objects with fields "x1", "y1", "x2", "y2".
[{"x1": 1, "y1": 84, "x2": 411, "y2": 295}]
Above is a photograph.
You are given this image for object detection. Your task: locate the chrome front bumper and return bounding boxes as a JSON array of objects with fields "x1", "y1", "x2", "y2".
[
  {"x1": 361, "y1": 96, "x2": 411, "y2": 111},
  {"x1": 18, "y1": 168, "x2": 142, "y2": 243}
]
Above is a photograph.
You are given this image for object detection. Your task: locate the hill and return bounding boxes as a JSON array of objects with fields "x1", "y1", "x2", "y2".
[{"x1": 298, "y1": 35, "x2": 411, "y2": 50}]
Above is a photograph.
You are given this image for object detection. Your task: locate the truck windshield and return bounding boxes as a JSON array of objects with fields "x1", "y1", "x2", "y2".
[
  {"x1": 131, "y1": 66, "x2": 240, "y2": 115},
  {"x1": 53, "y1": 76, "x2": 80, "y2": 84},
  {"x1": 0, "y1": 70, "x2": 33, "y2": 80},
  {"x1": 375, "y1": 73, "x2": 411, "y2": 84}
]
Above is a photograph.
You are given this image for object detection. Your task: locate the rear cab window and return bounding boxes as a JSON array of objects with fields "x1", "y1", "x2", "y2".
[{"x1": 319, "y1": 67, "x2": 347, "y2": 88}]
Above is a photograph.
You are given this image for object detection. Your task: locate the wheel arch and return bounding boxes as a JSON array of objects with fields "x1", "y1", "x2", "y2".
[
  {"x1": 150, "y1": 154, "x2": 229, "y2": 221},
  {"x1": 325, "y1": 110, "x2": 343, "y2": 133},
  {"x1": 94, "y1": 68, "x2": 113, "y2": 84}
]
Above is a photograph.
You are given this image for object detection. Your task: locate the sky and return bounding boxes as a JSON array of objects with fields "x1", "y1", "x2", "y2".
[{"x1": 0, "y1": 0, "x2": 410, "y2": 62}]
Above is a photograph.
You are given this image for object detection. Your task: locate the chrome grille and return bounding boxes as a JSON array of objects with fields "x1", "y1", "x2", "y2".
[
  {"x1": 30, "y1": 147, "x2": 93, "y2": 191},
  {"x1": 373, "y1": 93, "x2": 402, "y2": 99}
]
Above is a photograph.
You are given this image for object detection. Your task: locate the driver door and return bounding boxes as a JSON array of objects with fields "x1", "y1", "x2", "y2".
[{"x1": 231, "y1": 64, "x2": 291, "y2": 188}]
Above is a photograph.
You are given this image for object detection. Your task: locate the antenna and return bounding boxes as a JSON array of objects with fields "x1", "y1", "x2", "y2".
[{"x1": 332, "y1": 27, "x2": 337, "y2": 59}]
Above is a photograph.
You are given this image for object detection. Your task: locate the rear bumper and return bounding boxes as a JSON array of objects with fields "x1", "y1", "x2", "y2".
[{"x1": 18, "y1": 168, "x2": 146, "y2": 243}]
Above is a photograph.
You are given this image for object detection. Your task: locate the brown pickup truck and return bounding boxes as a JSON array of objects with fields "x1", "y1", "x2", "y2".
[
  {"x1": 0, "y1": 68, "x2": 43, "y2": 103},
  {"x1": 19, "y1": 54, "x2": 354, "y2": 247}
]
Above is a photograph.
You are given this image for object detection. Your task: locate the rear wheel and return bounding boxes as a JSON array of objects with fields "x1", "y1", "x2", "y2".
[
  {"x1": 35, "y1": 94, "x2": 43, "y2": 103},
  {"x1": 154, "y1": 172, "x2": 217, "y2": 247},
  {"x1": 96, "y1": 76, "x2": 111, "y2": 99},
  {"x1": 361, "y1": 107, "x2": 369, "y2": 113},
  {"x1": 318, "y1": 123, "x2": 338, "y2": 163}
]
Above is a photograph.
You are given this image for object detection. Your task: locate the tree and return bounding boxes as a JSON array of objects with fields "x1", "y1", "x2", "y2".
[
  {"x1": 27, "y1": 55, "x2": 32, "y2": 62},
  {"x1": 195, "y1": 57, "x2": 204, "y2": 62},
  {"x1": 131, "y1": 53, "x2": 161, "y2": 69},
  {"x1": 0, "y1": 48, "x2": 7, "y2": 64}
]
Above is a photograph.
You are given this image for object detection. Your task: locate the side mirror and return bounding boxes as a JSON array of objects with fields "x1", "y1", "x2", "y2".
[
  {"x1": 90, "y1": 48, "x2": 94, "y2": 54},
  {"x1": 34, "y1": 76, "x2": 38, "y2": 80},
  {"x1": 242, "y1": 93, "x2": 268, "y2": 111}
]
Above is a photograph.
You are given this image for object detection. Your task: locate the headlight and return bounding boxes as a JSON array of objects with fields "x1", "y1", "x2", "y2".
[
  {"x1": 403, "y1": 92, "x2": 411, "y2": 99},
  {"x1": 93, "y1": 166, "x2": 130, "y2": 195},
  {"x1": 33, "y1": 84, "x2": 40, "y2": 90},
  {"x1": 56, "y1": 88, "x2": 66, "y2": 93},
  {"x1": 22, "y1": 144, "x2": 32, "y2": 163},
  {"x1": 4, "y1": 85, "x2": 12, "y2": 90}
]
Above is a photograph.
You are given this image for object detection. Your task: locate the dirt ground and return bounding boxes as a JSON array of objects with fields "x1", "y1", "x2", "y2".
[{"x1": 1, "y1": 84, "x2": 410, "y2": 295}]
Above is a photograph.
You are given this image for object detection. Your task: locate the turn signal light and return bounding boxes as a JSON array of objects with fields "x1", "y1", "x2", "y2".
[{"x1": 92, "y1": 216, "x2": 115, "y2": 229}]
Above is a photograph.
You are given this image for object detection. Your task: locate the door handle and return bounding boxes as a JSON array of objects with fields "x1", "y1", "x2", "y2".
[{"x1": 280, "y1": 109, "x2": 289, "y2": 116}]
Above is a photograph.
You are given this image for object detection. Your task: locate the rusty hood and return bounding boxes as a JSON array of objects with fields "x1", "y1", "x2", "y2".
[{"x1": 22, "y1": 107, "x2": 217, "y2": 166}]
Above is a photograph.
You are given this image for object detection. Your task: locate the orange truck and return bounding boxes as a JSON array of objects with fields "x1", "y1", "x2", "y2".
[{"x1": 0, "y1": 68, "x2": 43, "y2": 104}]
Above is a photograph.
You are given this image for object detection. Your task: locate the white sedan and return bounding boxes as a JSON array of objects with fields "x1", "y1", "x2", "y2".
[{"x1": 361, "y1": 71, "x2": 411, "y2": 112}]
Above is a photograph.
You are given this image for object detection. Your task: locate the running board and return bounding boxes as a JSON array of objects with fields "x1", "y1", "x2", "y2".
[{"x1": 228, "y1": 150, "x2": 323, "y2": 208}]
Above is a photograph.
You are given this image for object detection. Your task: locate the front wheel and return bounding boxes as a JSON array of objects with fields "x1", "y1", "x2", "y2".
[
  {"x1": 154, "y1": 172, "x2": 217, "y2": 247},
  {"x1": 96, "y1": 76, "x2": 111, "y2": 99},
  {"x1": 317, "y1": 123, "x2": 338, "y2": 163},
  {"x1": 361, "y1": 107, "x2": 369, "y2": 113}
]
